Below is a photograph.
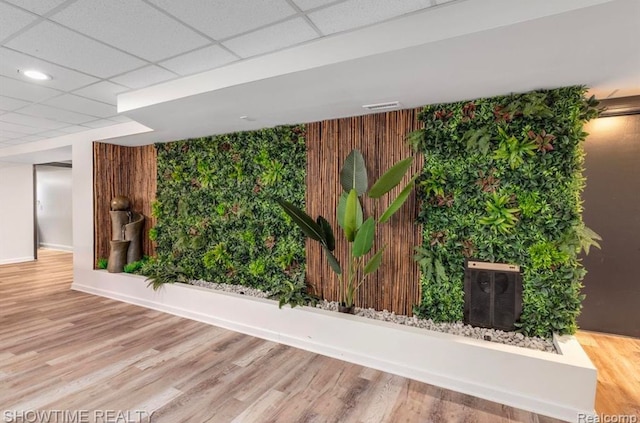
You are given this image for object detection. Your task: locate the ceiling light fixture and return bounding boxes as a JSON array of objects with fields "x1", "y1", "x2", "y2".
[{"x1": 20, "y1": 69, "x2": 52, "y2": 81}]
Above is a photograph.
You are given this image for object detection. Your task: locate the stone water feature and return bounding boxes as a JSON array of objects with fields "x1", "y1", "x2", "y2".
[{"x1": 107, "y1": 195, "x2": 144, "y2": 273}]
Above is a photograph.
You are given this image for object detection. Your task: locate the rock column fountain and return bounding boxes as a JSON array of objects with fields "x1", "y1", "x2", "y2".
[{"x1": 107, "y1": 195, "x2": 144, "y2": 273}]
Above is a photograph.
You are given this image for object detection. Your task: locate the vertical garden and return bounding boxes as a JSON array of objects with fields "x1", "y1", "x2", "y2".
[
  {"x1": 412, "y1": 86, "x2": 599, "y2": 337},
  {"x1": 148, "y1": 125, "x2": 308, "y2": 303},
  {"x1": 134, "y1": 86, "x2": 599, "y2": 337}
]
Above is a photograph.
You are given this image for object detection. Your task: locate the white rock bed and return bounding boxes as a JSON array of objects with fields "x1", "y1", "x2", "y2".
[
  {"x1": 190, "y1": 280, "x2": 557, "y2": 354},
  {"x1": 191, "y1": 279, "x2": 270, "y2": 298},
  {"x1": 315, "y1": 300, "x2": 556, "y2": 353}
]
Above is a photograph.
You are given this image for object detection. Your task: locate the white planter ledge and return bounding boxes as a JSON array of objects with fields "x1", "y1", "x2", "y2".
[{"x1": 72, "y1": 269, "x2": 596, "y2": 423}]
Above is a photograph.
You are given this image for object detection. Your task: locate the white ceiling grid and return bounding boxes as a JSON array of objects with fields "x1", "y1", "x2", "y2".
[
  {"x1": 0, "y1": 0, "x2": 455, "y2": 149},
  {"x1": 0, "y1": 0, "x2": 640, "y2": 154}
]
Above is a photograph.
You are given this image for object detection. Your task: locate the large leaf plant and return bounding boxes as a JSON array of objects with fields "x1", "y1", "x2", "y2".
[{"x1": 278, "y1": 149, "x2": 415, "y2": 309}]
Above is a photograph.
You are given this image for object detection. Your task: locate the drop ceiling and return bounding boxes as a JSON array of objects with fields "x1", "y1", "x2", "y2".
[{"x1": 0, "y1": 0, "x2": 638, "y2": 153}]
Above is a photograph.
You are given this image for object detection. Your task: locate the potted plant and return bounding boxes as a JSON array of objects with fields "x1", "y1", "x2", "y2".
[{"x1": 277, "y1": 149, "x2": 415, "y2": 313}]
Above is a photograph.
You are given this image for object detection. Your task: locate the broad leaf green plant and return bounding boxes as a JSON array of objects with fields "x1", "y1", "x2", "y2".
[
  {"x1": 478, "y1": 192, "x2": 520, "y2": 234},
  {"x1": 278, "y1": 149, "x2": 415, "y2": 309},
  {"x1": 493, "y1": 127, "x2": 537, "y2": 169}
]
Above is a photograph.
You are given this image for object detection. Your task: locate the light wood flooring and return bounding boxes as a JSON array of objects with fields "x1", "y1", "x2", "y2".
[
  {"x1": 0, "y1": 250, "x2": 634, "y2": 422},
  {"x1": 574, "y1": 331, "x2": 640, "y2": 417}
]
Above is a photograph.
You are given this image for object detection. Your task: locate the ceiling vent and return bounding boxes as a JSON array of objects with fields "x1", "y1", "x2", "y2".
[{"x1": 362, "y1": 101, "x2": 401, "y2": 111}]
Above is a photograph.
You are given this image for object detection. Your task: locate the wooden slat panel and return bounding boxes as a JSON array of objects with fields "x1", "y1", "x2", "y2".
[
  {"x1": 305, "y1": 109, "x2": 423, "y2": 315},
  {"x1": 93, "y1": 142, "x2": 157, "y2": 266}
]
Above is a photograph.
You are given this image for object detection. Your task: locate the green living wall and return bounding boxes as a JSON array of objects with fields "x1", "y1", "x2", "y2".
[
  {"x1": 412, "y1": 86, "x2": 599, "y2": 337},
  {"x1": 150, "y1": 125, "x2": 307, "y2": 302}
]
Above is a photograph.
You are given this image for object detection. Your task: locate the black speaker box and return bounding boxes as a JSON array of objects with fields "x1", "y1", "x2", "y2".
[{"x1": 464, "y1": 260, "x2": 523, "y2": 331}]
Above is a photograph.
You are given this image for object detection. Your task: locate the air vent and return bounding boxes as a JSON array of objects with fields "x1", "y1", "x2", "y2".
[{"x1": 362, "y1": 101, "x2": 401, "y2": 111}]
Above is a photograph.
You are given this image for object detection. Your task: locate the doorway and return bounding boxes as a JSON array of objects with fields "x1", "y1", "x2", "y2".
[{"x1": 34, "y1": 162, "x2": 73, "y2": 256}]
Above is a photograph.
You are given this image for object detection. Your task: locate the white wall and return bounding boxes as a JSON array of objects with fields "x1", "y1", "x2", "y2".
[
  {"x1": 36, "y1": 165, "x2": 73, "y2": 251},
  {"x1": 72, "y1": 141, "x2": 94, "y2": 276},
  {"x1": 0, "y1": 163, "x2": 34, "y2": 264}
]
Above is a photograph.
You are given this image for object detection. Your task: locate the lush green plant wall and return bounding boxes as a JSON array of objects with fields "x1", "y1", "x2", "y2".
[
  {"x1": 150, "y1": 125, "x2": 307, "y2": 300},
  {"x1": 412, "y1": 87, "x2": 599, "y2": 337}
]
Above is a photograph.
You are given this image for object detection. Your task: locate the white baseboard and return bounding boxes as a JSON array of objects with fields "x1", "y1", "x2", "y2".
[
  {"x1": 0, "y1": 256, "x2": 35, "y2": 265},
  {"x1": 39, "y1": 243, "x2": 73, "y2": 252},
  {"x1": 72, "y1": 269, "x2": 597, "y2": 423}
]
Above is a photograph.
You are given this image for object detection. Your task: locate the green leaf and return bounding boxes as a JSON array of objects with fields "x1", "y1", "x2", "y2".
[
  {"x1": 337, "y1": 192, "x2": 348, "y2": 228},
  {"x1": 353, "y1": 217, "x2": 375, "y2": 257},
  {"x1": 323, "y1": 246, "x2": 342, "y2": 275},
  {"x1": 364, "y1": 247, "x2": 385, "y2": 274},
  {"x1": 344, "y1": 189, "x2": 359, "y2": 242},
  {"x1": 316, "y1": 216, "x2": 335, "y2": 251},
  {"x1": 368, "y1": 157, "x2": 414, "y2": 198},
  {"x1": 579, "y1": 225, "x2": 602, "y2": 255},
  {"x1": 378, "y1": 179, "x2": 415, "y2": 224},
  {"x1": 277, "y1": 199, "x2": 324, "y2": 242},
  {"x1": 340, "y1": 150, "x2": 368, "y2": 195},
  {"x1": 406, "y1": 130, "x2": 423, "y2": 151},
  {"x1": 337, "y1": 191, "x2": 363, "y2": 230}
]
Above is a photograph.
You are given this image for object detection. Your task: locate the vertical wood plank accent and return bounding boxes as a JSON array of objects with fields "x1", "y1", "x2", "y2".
[
  {"x1": 305, "y1": 109, "x2": 424, "y2": 315},
  {"x1": 93, "y1": 142, "x2": 157, "y2": 266}
]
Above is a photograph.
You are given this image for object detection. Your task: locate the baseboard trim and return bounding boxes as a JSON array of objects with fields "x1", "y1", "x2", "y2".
[
  {"x1": 0, "y1": 256, "x2": 35, "y2": 265},
  {"x1": 39, "y1": 243, "x2": 73, "y2": 252}
]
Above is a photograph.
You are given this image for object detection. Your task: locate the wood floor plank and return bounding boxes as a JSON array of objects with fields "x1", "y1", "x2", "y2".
[{"x1": 1, "y1": 250, "x2": 636, "y2": 422}]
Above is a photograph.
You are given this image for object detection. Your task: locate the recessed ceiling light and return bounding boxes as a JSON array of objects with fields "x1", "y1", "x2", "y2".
[{"x1": 21, "y1": 69, "x2": 52, "y2": 81}]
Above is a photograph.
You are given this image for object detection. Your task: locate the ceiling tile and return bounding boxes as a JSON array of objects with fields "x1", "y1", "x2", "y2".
[
  {"x1": 223, "y1": 18, "x2": 319, "y2": 58},
  {"x1": 308, "y1": 0, "x2": 434, "y2": 34},
  {"x1": 2, "y1": 138, "x2": 33, "y2": 145},
  {"x1": 57, "y1": 125, "x2": 92, "y2": 134},
  {"x1": 292, "y1": 0, "x2": 341, "y2": 11},
  {"x1": 0, "y1": 112, "x2": 67, "y2": 130},
  {"x1": 36, "y1": 129, "x2": 68, "y2": 138},
  {"x1": 110, "y1": 65, "x2": 177, "y2": 89},
  {"x1": 82, "y1": 119, "x2": 120, "y2": 129},
  {"x1": 4, "y1": 0, "x2": 69, "y2": 15},
  {"x1": 0, "y1": 47, "x2": 99, "y2": 91},
  {"x1": 147, "y1": 0, "x2": 296, "y2": 40},
  {"x1": 159, "y1": 45, "x2": 238, "y2": 76},
  {"x1": 0, "y1": 2, "x2": 38, "y2": 41},
  {"x1": 0, "y1": 129, "x2": 26, "y2": 139},
  {"x1": 0, "y1": 120, "x2": 41, "y2": 135},
  {"x1": 43, "y1": 94, "x2": 116, "y2": 118},
  {"x1": 0, "y1": 95, "x2": 30, "y2": 111},
  {"x1": 18, "y1": 103, "x2": 97, "y2": 124},
  {"x1": 12, "y1": 134, "x2": 44, "y2": 142},
  {"x1": 109, "y1": 114, "x2": 132, "y2": 123},
  {"x1": 6, "y1": 21, "x2": 146, "y2": 78},
  {"x1": 72, "y1": 81, "x2": 129, "y2": 105},
  {"x1": 49, "y1": 0, "x2": 210, "y2": 62},
  {"x1": 0, "y1": 75, "x2": 61, "y2": 102}
]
